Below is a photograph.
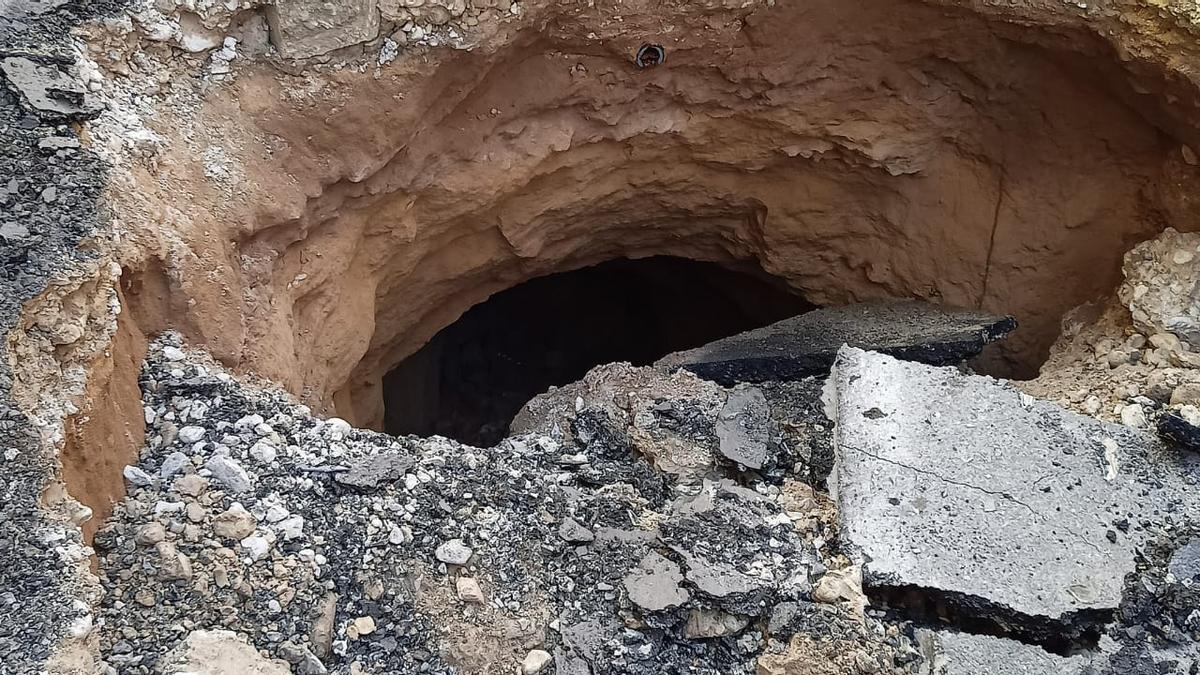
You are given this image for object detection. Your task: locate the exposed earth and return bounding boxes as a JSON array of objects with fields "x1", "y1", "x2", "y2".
[{"x1": 2, "y1": 0, "x2": 1200, "y2": 673}]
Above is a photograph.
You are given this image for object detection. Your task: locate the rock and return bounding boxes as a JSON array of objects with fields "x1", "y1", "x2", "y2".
[
  {"x1": 622, "y1": 551, "x2": 689, "y2": 612},
  {"x1": 241, "y1": 535, "x2": 272, "y2": 562},
  {"x1": 264, "y1": 0, "x2": 380, "y2": 59},
  {"x1": 162, "y1": 630, "x2": 291, "y2": 674},
  {"x1": 1119, "y1": 228, "x2": 1200, "y2": 346},
  {"x1": 1168, "y1": 539, "x2": 1200, "y2": 583},
  {"x1": 435, "y1": 538, "x2": 472, "y2": 565},
  {"x1": 155, "y1": 542, "x2": 193, "y2": 581},
  {"x1": 123, "y1": 465, "x2": 155, "y2": 487},
  {"x1": 656, "y1": 301, "x2": 1015, "y2": 385},
  {"x1": 179, "y1": 425, "x2": 207, "y2": 443},
  {"x1": 309, "y1": 593, "x2": 338, "y2": 659},
  {"x1": 682, "y1": 608, "x2": 749, "y2": 638},
  {"x1": 162, "y1": 345, "x2": 186, "y2": 361},
  {"x1": 715, "y1": 386, "x2": 771, "y2": 469},
  {"x1": 914, "y1": 629, "x2": 1086, "y2": 675},
  {"x1": 274, "y1": 515, "x2": 305, "y2": 540},
  {"x1": 159, "y1": 451, "x2": 190, "y2": 478},
  {"x1": 829, "y1": 347, "x2": 1197, "y2": 635},
  {"x1": 174, "y1": 474, "x2": 208, "y2": 497},
  {"x1": 521, "y1": 649, "x2": 553, "y2": 674},
  {"x1": 455, "y1": 577, "x2": 485, "y2": 603},
  {"x1": 0, "y1": 57, "x2": 104, "y2": 122},
  {"x1": 558, "y1": 517, "x2": 594, "y2": 543},
  {"x1": 811, "y1": 566, "x2": 866, "y2": 616},
  {"x1": 1120, "y1": 403, "x2": 1147, "y2": 428},
  {"x1": 347, "y1": 615, "x2": 376, "y2": 638},
  {"x1": 205, "y1": 454, "x2": 253, "y2": 494},
  {"x1": 1158, "y1": 408, "x2": 1200, "y2": 452},
  {"x1": 1171, "y1": 382, "x2": 1200, "y2": 406},
  {"x1": 134, "y1": 522, "x2": 166, "y2": 546},
  {"x1": 334, "y1": 451, "x2": 414, "y2": 489},
  {"x1": 213, "y1": 503, "x2": 257, "y2": 540},
  {"x1": 37, "y1": 136, "x2": 79, "y2": 151},
  {"x1": 249, "y1": 440, "x2": 278, "y2": 463}
]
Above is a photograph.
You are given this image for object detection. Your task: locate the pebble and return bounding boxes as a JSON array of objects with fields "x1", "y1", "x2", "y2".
[
  {"x1": 178, "y1": 426, "x2": 206, "y2": 443},
  {"x1": 522, "y1": 649, "x2": 553, "y2": 674},
  {"x1": 347, "y1": 616, "x2": 376, "y2": 639},
  {"x1": 241, "y1": 535, "x2": 272, "y2": 562},
  {"x1": 174, "y1": 474, "x2": 208, "y2": 497},
  {"x1": 155, "y1": 542, "x2": 193, "y2": 581},
  {"x1": 1120, "y1": 403, "x2": 1148, "y2": 429},
  {"x1": 159, "y1": 451, "x2": 190, "y2": 479},
  {"x1": 123, "y1": 465, "x2": 155, "y2": 487},
  {"x1": 205, "y1": 454, "x2": 253, "y2": 494},
  {"x1": 455, "y1": 577, "x2": 485, "y2": 603},
  {"x1": 435, "y1": 539, "x2": 472, "y2": 565},
  {"x1": 134, "y1": 523, "x2": 166, "y2": 546},
  {"x1": 558, "y1": 517, "x2": 594, "y2": 543},
  {"x1": 213, "y1": 503, "x2": 257, "y2": 540},
  {"x1": 249, "y1": 440, "x2": 277, "y2": 464}
]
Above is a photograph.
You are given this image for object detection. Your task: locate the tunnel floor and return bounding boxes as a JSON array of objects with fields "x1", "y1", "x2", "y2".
[{"x1": 382, "y1": 257, "x2": 814, "y2": 446}]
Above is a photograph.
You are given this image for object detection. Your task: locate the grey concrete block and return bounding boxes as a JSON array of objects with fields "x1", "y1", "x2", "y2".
[
  {"x1": 656, "y1": 301, "x2": 1015, "y2": 386},
  {"x1": 829, "y1": 347, "x2": 1198, "y2": 632},
  {"x1": 915, "y1": 629, "x2": 1087, "y2": 675}
]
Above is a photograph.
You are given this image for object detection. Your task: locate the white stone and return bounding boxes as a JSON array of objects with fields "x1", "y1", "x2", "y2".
[
  {"x1": 241, "y1": 535, "x2": 272, "y2": 562},
  {"x1": 250, "y1": 440, "x2": 278, "y2": 464},
  {"x1": 435, "y1": 539, "x2": 472, "y2": 565},
  {"x1": 205, "y1": 454, "x2": 253, "y2": 494},
  {"x1": 123, "y1": 465, "x2": 155, "y2": 487},
  {"x1": 522, "y1": 650, "x2": 553, "y2": 674},
  {"x1": 179, "y1": 426, "x2": 206, "y2": 443}
]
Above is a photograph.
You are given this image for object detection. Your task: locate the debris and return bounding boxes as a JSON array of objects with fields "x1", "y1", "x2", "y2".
[
  {"x1": 0, "y1": 57, "x2": 104, "y2": 122},
  {"x1": 521, "y1": 649, "x2": 553, "y2": 674},
  {"x1": 434, "y1": 538, "x2": 472, "y2": 565},
  {"x1": 657, "y1": 302, "x2": 1016, "y2": 385},
  {"x1": 829, "y1": 347, "x2": 1198, "y2": 634},
  {"x1": 622, "y1": 551, "x2": 689, "y2": 612},
  {"x1": 715, "y1": 386, "x2": 772, "y2": 469},
  {"x1": 1119, "y1": 228, "x2": 1200, "y2": 346},
  {"x1": 914, "y1": 629, "x2": 1087, "y2": 675}
]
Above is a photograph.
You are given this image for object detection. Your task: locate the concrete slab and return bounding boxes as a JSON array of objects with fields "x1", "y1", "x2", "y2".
[
  {"x1": 915, "y1": 630, "x2": 1087, "y2": 675},
  {"x1": 656, "y1": 301, "x2": 1015, "y2": 386},
  {"x1": 829, "y1": 347, "x2": 1197, "y2": 633}
]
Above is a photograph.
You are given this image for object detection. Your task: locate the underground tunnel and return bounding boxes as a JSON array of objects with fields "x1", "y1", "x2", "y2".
[{"x1": 381, "y1": 256, "x2": 814, "y2": 446}]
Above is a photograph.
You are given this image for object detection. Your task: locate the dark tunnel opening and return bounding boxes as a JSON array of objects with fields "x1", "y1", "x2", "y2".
[{"x1": 382, "y1": 256, "x2": 815, "y2": 447}]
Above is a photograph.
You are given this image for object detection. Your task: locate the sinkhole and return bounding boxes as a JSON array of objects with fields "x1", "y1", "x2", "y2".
[{"x1": 381, "y1": 257, "x2": 814, "y2": 447}]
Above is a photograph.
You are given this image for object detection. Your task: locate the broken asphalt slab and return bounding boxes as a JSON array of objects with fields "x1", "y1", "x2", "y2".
[
  {"x1": 656, "y1": 301, "x2": 1016, "y2": 386},
  {"x1": 0, "y1": 56, "x2": 103, "y2": 122},
  {"x1": 829, "y1": 347, "x2": 1200, "y2": 641}
]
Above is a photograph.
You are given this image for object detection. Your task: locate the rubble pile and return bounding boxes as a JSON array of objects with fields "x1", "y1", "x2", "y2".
[
  {"x1": 94, "y1": 337, "x2": 907, "y2": 674},
  {"x1": 86, "y1": 293, "x2": 1200, "y2": 673},
  {"x1": 1028, "y1": 228, "x2": 1200, "y2": 454}
]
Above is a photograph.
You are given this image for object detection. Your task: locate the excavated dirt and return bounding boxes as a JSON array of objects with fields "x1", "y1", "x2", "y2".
[
  {"x1": 102, "y1": 0, "x2": 1200, "y2": 435},
  {"x1": 4, "y1": 0, "x2": 1200, "y2": 672}
]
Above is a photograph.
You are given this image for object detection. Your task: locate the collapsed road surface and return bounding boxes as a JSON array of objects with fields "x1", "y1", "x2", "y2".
[
  {"x1": 6, "y1": 0, "x2": 1200, "y2": 672},
  {"x1": 86, "y1": 298, "x2": 1200, "y2": 674}
]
